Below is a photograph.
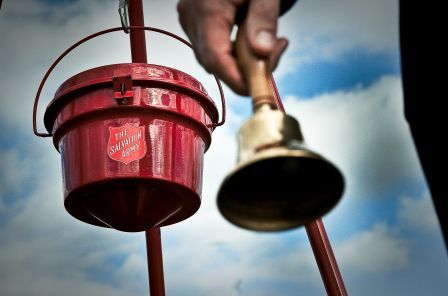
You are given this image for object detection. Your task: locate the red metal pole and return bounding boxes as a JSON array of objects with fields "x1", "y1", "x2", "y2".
[
  {"x1": 305, "y1": 219, "x2": 348, "y2": 296},
  {"x1": 128, "y1": 0, "x2": 147, "y2": 62},
  {"x1": 269, "y1": 76, "x2": 347, "y2": 295},
  {"x1": 145, "y1": 227, "x2": 166, "y2": 296},
  {"x1": 127, "y1": 1, "x2": 165, "y2": 295}
]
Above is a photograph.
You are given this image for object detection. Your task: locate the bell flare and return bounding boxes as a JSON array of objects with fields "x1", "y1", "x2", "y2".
[{"x1": 217, "y1": 147, "x2": 344, "y2": 232}]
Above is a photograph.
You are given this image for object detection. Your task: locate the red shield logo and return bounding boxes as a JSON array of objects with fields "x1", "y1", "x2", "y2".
[{"x1": 108, "y1": 123, "x2": 147, "y2": 164}]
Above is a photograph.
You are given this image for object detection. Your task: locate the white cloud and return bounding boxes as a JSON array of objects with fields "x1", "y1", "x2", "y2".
[
  {"x1": 276, "y1": 0, "x2": 399, "y2": 77},
  {"x1": 0, "y1": 147, "x2": 147, "y2": 294},
  {"x1": 0, "y1": 149, "x2": 30, "y2": 210},
  {"x1": 337, "y1": 223, "x2": 409, "y2": 273},
  {"x1": 0, "y1": 275, "x2": 138, "y2": 296},
  {"x1": 398, "y1": 191, "x2": 439, "y2": 232},
  {"x1": 283, "y1": 76, "x2": 424, "y2": 200},
  {"x1": 264, "y1": 222, "x2": 410, "y2": 284}
]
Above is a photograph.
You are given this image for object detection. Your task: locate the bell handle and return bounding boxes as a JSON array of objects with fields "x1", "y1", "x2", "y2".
[{"x1": 235, "y1": 23, "x2": 277, "y2": 110}]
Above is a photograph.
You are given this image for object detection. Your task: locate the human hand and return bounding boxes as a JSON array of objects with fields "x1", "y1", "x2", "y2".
[{"x1": 177, "y1": 0, "x2": 288, "y2": 96}]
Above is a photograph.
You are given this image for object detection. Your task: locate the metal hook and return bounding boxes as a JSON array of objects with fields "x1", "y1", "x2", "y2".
[{"x1": 119, "y1": 0, "x2": 130, "y2": 33}]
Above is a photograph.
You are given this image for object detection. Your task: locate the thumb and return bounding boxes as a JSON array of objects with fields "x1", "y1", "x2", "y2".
[{"x1": 244, "y1": 0, "x2": 281, "y2": 57}]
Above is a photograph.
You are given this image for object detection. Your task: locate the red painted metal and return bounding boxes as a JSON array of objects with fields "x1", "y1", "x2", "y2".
[
  {"x1": 31, "y1": 1, "x2": 227, "y2": 294},
  {"x1": 128, "y1": 0, "x2": 147, "y2": 62},
  {"x1": 126, "y1": 1, "x2": 165, "y2": 295},
  {"x1": 113, "y1": 72, "x2": 134, "y2": 100},
  {"x1": 33, "y1": 23, "x2": 225, "y2": 296},
  {"x1": 270, "y1": 76, "x2": 347, "y2": 295},
  {"x1": 43, "y1": 63, "x2": 218, "y2": 232},
  {"x1": 306, "y1": 220, "x2": 348, "y2": 295},
  {"x1": 146, "y1": 229, "x2": 166, "y2": 295},
  {"x1": 33, "y1": 26, "x2": 226, "y2": 138}
]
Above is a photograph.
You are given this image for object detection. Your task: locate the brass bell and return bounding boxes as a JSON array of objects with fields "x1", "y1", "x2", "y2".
[
  {"x1": 217, "y1": 103, "x2": 344, "y2": 231},
  {"x1": 217, "y1": 23, "x2": 344, "y2": 231}
]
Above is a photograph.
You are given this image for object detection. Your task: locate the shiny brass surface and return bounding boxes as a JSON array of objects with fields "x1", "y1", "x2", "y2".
[
  {"x1": 217, "y1": 104, "x2": 344, "y2": 231},
  {"x1": 236, "y1": 104, "x2": 303, "y2": 163},
  {"x1": 218, "y1": 22, "x2": 344, "y2": 232}
]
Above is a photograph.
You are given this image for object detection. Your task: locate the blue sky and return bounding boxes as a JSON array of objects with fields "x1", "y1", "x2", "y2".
[
  {"x1": 278, "y1": 50, "x2": 400, "y2": 98},
  {"x1": 1, "y1": 0, "x2": 447, "y2": 295}
]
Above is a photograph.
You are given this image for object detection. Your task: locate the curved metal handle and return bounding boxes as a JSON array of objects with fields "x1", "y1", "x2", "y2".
[{"x1": 33, "y1": 26, "x2": 226, "y2": 137}]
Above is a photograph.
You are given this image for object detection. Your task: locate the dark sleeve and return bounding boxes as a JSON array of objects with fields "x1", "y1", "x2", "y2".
[
  {"x1": 400, "y1": 0, "x2": 448, "y2": 250},
  {"x1": 235, "y1": 0, "x2": 298, "y2": 24}
]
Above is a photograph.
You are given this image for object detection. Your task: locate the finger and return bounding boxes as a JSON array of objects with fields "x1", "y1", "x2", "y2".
[
  {"x1": 177, "y1": 0, "x2": 205, "y2": 49},
  {"x1": 196, "y1": 15, "x2": 248, "y2": 95},
  {"x1": 178, "y1": 0, "x2": 248, "y2": 95},
  {"x1": 245, "y1": 0, "x2": 281, "y2": 57},
  {"x1": 269, "y1": 37, "x2": 289, "y2": 71},
  {"x1": 208, "y1": 50, "x2": 248, "y2": 96}
]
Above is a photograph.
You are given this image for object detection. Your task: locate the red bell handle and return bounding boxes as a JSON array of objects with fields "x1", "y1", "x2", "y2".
[{"x1": 33, "y1": 26, "x2": 226, "y2": 137}]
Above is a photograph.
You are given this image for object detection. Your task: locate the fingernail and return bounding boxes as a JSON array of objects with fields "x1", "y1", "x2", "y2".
[{"x1": 255, "y1": 30, "x2": 274, "y2": 50}]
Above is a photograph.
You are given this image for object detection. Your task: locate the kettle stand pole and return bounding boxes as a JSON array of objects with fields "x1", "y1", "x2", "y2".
[{"x1": 128, "y1": 1, "x2": 166, "y2": 295}]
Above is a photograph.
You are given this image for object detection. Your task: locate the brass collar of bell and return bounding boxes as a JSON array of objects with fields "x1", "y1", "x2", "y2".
[{"x1": 217, "y1": 105, "x2": 344, "y2": 231}]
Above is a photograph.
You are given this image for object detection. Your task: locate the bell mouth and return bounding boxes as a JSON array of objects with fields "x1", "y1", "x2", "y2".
[{"x1": 217, "y1": 147, "x2": 344, "y2": 231}]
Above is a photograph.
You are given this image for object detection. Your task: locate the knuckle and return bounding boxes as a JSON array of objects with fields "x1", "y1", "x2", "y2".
[
  {"x1": 250, "y1": 0, "x2": 279, "y2": 22},
  {"x1": 197, "y1": 52, "x2": 216, "y2": 74}
]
